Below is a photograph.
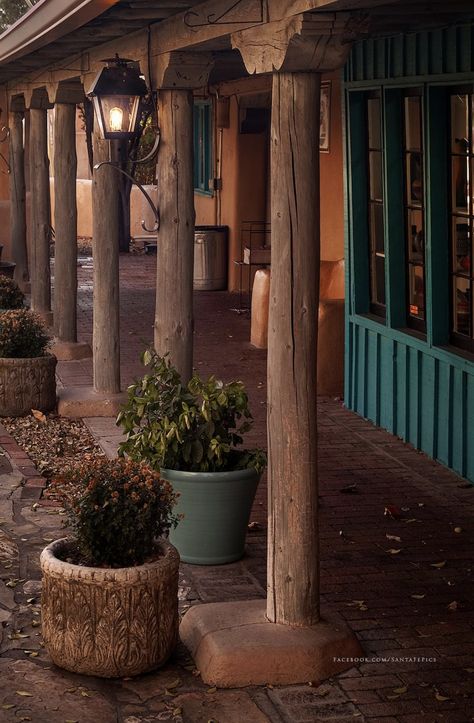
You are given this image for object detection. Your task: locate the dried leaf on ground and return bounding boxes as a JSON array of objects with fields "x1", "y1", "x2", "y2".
[
  {"x1": 3, "y1": 415, "x2": 104, "y2": 481},
  {"x1": 31, "y1": 409, "x2": 46, "y2": 423},
  {"x1": 384, "y1": 505, "x2": 402, "y2": 519}
]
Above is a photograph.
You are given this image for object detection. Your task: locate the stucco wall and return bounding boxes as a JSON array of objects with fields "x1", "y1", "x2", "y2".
[
  {"x1": 50, "y1": 178, "x2": 158, "y2": 241},
  {"x1": 194, "y1": 70, "x2": 345, "y2": 292},
  {"x1": 319, "y1": 70, "x2": 345, "y2": 262}
]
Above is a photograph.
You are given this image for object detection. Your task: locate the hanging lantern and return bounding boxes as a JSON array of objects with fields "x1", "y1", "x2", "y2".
[{"x1": 87, "y1": 56, "x2": 148, "y2": 140}]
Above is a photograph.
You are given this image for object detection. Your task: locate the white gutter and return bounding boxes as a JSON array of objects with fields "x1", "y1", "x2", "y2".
[{"x1": 0, "y1": 0, "x2": 120, "y2": 66}]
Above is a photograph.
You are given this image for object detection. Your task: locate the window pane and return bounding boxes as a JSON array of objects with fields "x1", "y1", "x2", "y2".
[
  {"x1": 374, "y1": 255, "x2": 386, "y2": 306},
  {"x1": 451, "y1": 156, "x2": 470, "y2": 214},
  {"x1": 451, "y1": 94, "x2": 469, "y2": 154},
  {"x1": 452, "y1": 218, "x2": 470, "y2": 273},
  {"x1": 369, "y1": 151, "x2": 383, "y2": 201},
  {"x1": 406, "y1": 152, "x2": 423, "y2": 206},
  {"x1": 408, "y1": 265, "x2": 425, "y2": 319},
  {"x1": 408, "y1": 209, "x2": 424, "y2": 263},
  {"x1": 404, "y1": 96, "x2": 421, "y2": 151},
  {"x1": 368, "y1": 98, "x2": 381, "y2": 149},
  {"x1": 370, "y1": 203, "x2": 384, "y2": 254},
  {"x1": 453, "y1": 277, "x2": 471, "y2": 336}
]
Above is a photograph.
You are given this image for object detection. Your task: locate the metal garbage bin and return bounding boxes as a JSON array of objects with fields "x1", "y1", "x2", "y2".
[{"x1": 193, "y1": 225, "x2": 228, "y2": 291}]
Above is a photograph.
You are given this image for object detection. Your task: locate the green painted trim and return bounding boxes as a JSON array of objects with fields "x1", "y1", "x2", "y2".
[
  {"x1": 383, "y1": 87, "x2": 406, "y2": 329},
  {"x1": 346, "y1": 73, "x2": 474, "y2": 90},
  {"x1": 349, "y1": 313, "x2": 474, "y2": 373},
  {"x1": 346, "y1": 91, "x2": 371, "y2": 314},
  {"x1": 193, "y1": 100, "x2": 213, "y2": 195}
]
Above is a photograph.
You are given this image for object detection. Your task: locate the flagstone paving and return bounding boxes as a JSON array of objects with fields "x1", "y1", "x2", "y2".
[{"x1": 0, "y1": 254, "x2": 473, "y2": 721}]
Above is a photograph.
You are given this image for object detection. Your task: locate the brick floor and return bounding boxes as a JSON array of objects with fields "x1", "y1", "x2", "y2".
[{"x1": 1, "y1": 253, "x2": 472, "y2": 721}]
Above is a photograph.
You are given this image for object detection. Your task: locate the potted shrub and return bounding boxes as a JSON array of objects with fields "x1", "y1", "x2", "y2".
[
  {"x1": 0, "y1": 276, "x2": 25, "y2": 311},
  {"x1": 40, "y1": 457, "x2": 180, "y2": 678},
  {"x1": 117, "y1": 351, "x2": 266, "y2": 565},
  {"x1": 0, "y1": 309, "x2": 56, "y2": 416}
]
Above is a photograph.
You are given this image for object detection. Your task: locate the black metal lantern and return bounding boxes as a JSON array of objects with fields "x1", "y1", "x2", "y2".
[{"x1": 87, "y1": 56, "x2": 148, "y2": 140}]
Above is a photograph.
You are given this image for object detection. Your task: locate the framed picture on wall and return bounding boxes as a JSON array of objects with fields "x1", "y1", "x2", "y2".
[{"x1": 319, "y1": 81, "x2": 331, "y2": 153}]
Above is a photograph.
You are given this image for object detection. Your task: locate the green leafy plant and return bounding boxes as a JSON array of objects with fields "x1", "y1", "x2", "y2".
[
  {"x1": 51, "y1": 458, "x2": 179, "y2": 567},
  {"x1": 0, "y1": 309, "x2": 50, "y2": 358},
  {"x1": 0, "y1": 277, "x2": 25, "y2": 310},
  {"x1": 117, "y1": 350, "x2": 266, "y2": 474}
]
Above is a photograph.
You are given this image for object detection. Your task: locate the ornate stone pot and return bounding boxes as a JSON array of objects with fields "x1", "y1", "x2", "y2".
[
  {"x1": 40, "y1": 538, "x2": 180, "y2": 678},
  {"x1": 0, "y1": 354, "x2": 56, "y2": 416}
]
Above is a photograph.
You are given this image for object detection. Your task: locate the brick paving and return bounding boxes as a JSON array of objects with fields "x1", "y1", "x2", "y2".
[{"x1": 0, "y1": 253, "x2": 473, "y2": 721}]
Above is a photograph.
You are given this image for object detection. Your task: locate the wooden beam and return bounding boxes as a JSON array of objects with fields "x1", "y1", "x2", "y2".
[
  {"x1": 54, "y1": 103, "x2": 78, "y2": 343},
  {"x1": 9, "y1": 111, "x2": 29, "y2": 285},
  {"x1": 92, "y1": 130, "x2": 121, "y2": 394},
  {"x1": 29, "y1": 107, "x2": 52, "y2": 325},
  {"x1": 267, "y1": 71, "x2": 321, "y2": 626},
  {"x1": 154, "y1": 89, "x2": 194, "y2": 382}
]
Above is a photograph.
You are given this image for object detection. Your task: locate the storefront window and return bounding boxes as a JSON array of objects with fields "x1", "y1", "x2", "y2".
[
  {"x1": 367, "y1": 93, "x2": 386, "y2": 316},
  {"x1": 404, "y1": 92, "x2": 426, "y2": 331},
  {"x1": 450, "y1": 91, "x2": 473, "y2": 351}
]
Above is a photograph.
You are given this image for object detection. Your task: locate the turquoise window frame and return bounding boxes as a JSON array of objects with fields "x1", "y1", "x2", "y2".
[{"x1": 193, "y1": 101, "x2": 213, "y2": 196}]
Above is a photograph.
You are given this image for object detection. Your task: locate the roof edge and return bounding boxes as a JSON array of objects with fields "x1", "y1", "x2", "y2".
[{"x1": 0, "y1": 0, "x2": 119, "y2": 68}]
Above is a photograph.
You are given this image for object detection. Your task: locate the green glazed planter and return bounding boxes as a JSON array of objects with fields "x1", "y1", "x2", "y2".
[{"x1": 160, "y1": 467, "x2": 260, "y2": 565}]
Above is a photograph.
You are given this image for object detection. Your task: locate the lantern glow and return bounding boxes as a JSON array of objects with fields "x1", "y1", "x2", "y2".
[{"x1": 87, "y1": 56, "x2": 147, "y2": 140}]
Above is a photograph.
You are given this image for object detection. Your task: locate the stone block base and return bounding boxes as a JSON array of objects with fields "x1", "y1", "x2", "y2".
[
  {"x1": 50, "y1": 340, "x2": 92, "y2": 361},
  {"x1": 180, "y1": 600, "x2": 362, "y2": 688},
  {"x1": 57, "y1": 387, "x2": 126, "y2": 418}
]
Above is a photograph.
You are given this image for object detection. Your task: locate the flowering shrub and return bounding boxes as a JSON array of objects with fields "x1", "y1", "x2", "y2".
[
  {"x1": 0, "y1": 277, "x2": 25, "y2": 310},
  {"x1": 0, "y1": 309, "x2": 50, "y2": 358},
  {"x1": 117, "y1": 350, "x2": 266, "y2": 473},
  {"x1": 52, "y1": 458, "x2": 179, "y2": 567}
]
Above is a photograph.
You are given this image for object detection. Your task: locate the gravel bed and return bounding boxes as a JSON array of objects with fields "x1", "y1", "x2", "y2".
[{"x1": 2, "y1": 413, "x2": 104, "y2": 480}]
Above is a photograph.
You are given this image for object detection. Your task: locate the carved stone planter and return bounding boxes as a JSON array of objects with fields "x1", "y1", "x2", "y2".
[
  {"x1": 40, "y1": 538, "x2": 180, "y2": 678},
  {"x1": 0, "y1": 354, "x2": 57, "y2": 416}
]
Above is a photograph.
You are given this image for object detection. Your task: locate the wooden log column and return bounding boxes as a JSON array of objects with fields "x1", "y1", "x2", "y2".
[
  {"x1": 53, "y1": 103, "x2": 78, "y2": 343},
  {"x1": 267, "y1": 71, "x2": 321, "y2": 626},
  {"x1": 92, "y1": 129, "x2": 120, "y2": 394},
  {"x1": 29, "y1": 106, "x2": 52, "y2": 324},
  {"x1": 155, "y1": 89, "x2": 194, "y2": 382},
  {"x1": 8, "y1": 109, "x2": 28, "y2": 286},
  {"x1": 179, "y1": 19, "x2": 363, "y2": 689},
  {"x1": 154, "y1": 53, "x2": 214, "y2": 382}
]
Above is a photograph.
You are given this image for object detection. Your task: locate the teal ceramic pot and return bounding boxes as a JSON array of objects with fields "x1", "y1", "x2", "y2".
[{"x1": 160, "y1": 467, "x2": 261, "y2": 565}]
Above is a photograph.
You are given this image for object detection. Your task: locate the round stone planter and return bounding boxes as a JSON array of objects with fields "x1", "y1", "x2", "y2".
[
  {"x1": 0, "y1": 354, "x2": 57, "y2": 417},
  {"x1": 40, "y1": 538, "x2": 180, "y2": 678},
  {"x1": 161, "y1": 467, "x2": 261, "y2": 565}
]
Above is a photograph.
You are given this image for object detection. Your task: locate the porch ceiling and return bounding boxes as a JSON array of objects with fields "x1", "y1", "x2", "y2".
[
  {"x1": 0, "y1": 0, "x2": 199, "y2": 84},
  {"x1": 0, "y1": 0, "x2": 473, "y2": 88}
]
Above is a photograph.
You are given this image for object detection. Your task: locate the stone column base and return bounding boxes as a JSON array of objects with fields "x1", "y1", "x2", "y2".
[
  {"x1": 50, "y1": 340, "x2": 92, "y2": 361},
  {"x1": 180, "y1": 599, "x2": 362, "y2": 688},
  {"x1": 57, "y1": 387, "x2": 126, "y2": 418}
]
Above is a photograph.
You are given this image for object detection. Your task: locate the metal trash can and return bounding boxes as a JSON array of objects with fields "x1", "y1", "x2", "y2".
[{"x1": 193, "y1": 225, "x2": 228, "y2": 291}]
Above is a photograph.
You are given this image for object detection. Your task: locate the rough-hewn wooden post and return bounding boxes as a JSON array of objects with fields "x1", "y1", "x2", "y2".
[
  {"x1": 267, "y1": 72, "x2": 321, "y2": 626},
  {"x1": 155, "y1": 89, "x2": 194, "y2": 382},
  {"x1": 9, "y1": 110, "x2": 28, "y2": 286},
  {"x1": 92, "y1": 129, "x2": 120, "y2": 393},
  {"x1": 29, "y1": 107, "x2": 52, "y2": 325},
  {"x1": 53, "y1": 103, "x2": 77, "y2": 342}
]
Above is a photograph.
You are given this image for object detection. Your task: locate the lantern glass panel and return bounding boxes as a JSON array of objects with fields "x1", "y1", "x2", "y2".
[{"x1": 93, "y1": 94, "x2": 141, "y2": 139}]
